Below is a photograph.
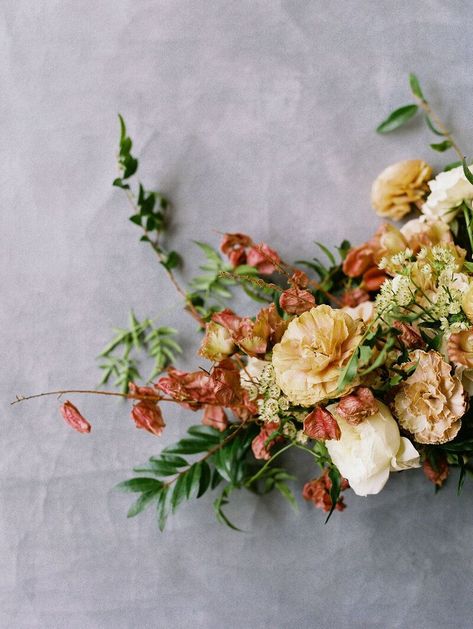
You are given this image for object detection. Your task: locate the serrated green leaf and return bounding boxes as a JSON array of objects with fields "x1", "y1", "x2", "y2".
[{"x1": 376, "y1": 104, "x2": 418, "y2": 134}]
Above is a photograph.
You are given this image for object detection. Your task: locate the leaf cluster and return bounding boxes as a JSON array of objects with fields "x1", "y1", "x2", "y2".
[
  {"x1": 376, "y1": 73, "x2": 456, "y2": 156},
  {"x1": 297, "y1": 240, "x2": 351, "y2": 303},
  {"x1": 112, "y1": 115, "x2": 180, "y2": 271},
  {"x1": 117, "y1": 424, "x2": 268, "y2": 531},
  {"x1": 98, "y1": 311, "x2": 181, "y2": 391}
]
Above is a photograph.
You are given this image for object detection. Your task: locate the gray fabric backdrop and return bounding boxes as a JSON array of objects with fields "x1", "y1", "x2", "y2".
[{"x1": 3, "y1": 1, "x2": 473, "y2": 627}]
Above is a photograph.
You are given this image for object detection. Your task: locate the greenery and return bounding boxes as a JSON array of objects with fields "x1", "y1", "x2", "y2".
[{"x1": 98, "y1": 311, "x2": 181, "y2": 391}]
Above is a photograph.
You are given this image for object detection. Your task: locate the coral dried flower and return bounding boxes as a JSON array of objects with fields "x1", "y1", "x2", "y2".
[
  {"x1": 60, "y1": 401, "x2": 91, "y2": 434},
  {"x1": 303, "y1": 406, "x2": 341, "y2": 440},
  {"x1": 302, "y1": 470, "x2": 349, "y2": 513},
  {"x1": 279, "y1": 287, "x2": 315, "y2": 315},
  {"x1": 131, "y1": 401, "x2": 166, "y2": 436},
  {"x1": 336, "y1": 387, "x2": 378, "y2": 425}
]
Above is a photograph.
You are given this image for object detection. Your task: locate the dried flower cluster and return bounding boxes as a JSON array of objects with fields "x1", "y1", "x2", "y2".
[{"x1": 17, "y1": 75, "x2": 473, "y2": 531}]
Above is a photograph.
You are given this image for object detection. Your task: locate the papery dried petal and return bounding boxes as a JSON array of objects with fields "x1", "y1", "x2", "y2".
[
  {"x1": 289, "y1": 270, "x2": 310, "y2": 289},
  {"x1": 279, "y1": 287, "x2": 315, "y2": 315},
  {"x1": 342, "y1": 245, "x2": 374, "y2": 278},
  {"x1": 303, "y1": 406, "x2": 341, "y2": 440},
  {"x1": 128, "y1": 382, "x2": 160, "y2": 398},
  {"x1": 202, "y1": 405, "x2": 229, "y2": 432},
  {"x1": 362, "y1": 267, "x2": 388, "y2": 291},
  {"x1": 423, "y1": 457, "x2": 449, "y2": 487},
  {"x1": 251, "y1": 421, "x2": 281, "y2": 460},
  {"x1": 337, "y1": 387, "x2": 378, "y2": 425},
  {"x1": 131, "y1": 400, "x2": 166, "y2": 436},
  {"x1": 246, "y1": 243, "x2": 280, "y2": 275},
  {"x1": 341, "y1": 287, "x2": 370, "y2": 308},
  {"x1": 302, "y1": 470, "x2": 348, "y2": 513},
  {"x1": 60, "y1": 401, "x2": 91, "y2": 434},
  {"x1": 393, "y1": 321, "x2": 424, "y2": 349},
  {"x1": 220, "y1": 232, "x2": 252, "y2": 255}
]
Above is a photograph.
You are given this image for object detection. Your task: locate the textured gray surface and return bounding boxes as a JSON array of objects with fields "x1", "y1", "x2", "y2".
[{"x1": 3, "y1": 2, "x2": 473, "y2": 628}]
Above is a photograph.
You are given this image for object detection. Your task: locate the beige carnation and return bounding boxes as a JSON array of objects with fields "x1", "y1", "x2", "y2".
[
  {"x1": 393, "y1": 350, "x2": 465, "y2": 444},
  {"x1": 272, "y1": 305, "x2": 363, "y2": 406},
  {"x1": 448, "y1": 329, "x2": 473, "y2": 367},
  {"x1": 371, "y1": 160, "x2": 432, "y2": 221}
]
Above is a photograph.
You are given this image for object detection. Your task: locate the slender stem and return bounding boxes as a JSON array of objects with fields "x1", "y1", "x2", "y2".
[
  {"x1": 12, "y1": 389, "x2": 217, "y2": 408},
  {"x1": 164, "y1": 421, "x2": 248, "y2": 488},
  {"x1": 124, "y1": 187, "x2": 205, "y2": 326},
  {"x1": 244, "y1": 442, "x2": 293, "y2": 486},
  {"x1": 463, "y1": 203, "x2": 473, "y2": 255},
  {"x1": 416, "y1": 96, "x2": 464, "y2": 161}
]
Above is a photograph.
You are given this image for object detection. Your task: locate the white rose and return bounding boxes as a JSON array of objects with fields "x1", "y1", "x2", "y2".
[
  {"x1": 422, "y1": 165, "x2": 473, "y2": 223},
  {"x1": 325, "y1": 401, "x2": 420, "y2": 496}
]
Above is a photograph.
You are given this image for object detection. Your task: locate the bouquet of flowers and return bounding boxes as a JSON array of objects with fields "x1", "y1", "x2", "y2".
[{"x1": 15, "y1": 75, "x2": 473, "y2": 530}]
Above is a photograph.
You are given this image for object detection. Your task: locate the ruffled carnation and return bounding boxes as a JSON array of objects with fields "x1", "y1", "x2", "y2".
[
  {"x1": 272, "y1": 305, "x2": 363, "y2": 406},
  {"x1": 371, "y1": 159, "x2": 432, "y2": 220},
  {"x1": 393, "y1": 350, "x2": 466, "y2": 444}
]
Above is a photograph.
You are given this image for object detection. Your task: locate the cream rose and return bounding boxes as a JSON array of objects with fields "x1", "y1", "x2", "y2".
[
  {"x1": 393, "y1": 350, "x2": 466, "y2": 444},
  {"x1": 325, "y1": 401, "x2": 420, "y2": 496},
  {"x1": 371, "y1": 160, "x2": 432, "y2": 220},
  {"x1": 272, "y1": 305, "x2": 363, "y2": 406},
  {"x1": 422, "y1": 164, "x2": 473, "y2": 223}
]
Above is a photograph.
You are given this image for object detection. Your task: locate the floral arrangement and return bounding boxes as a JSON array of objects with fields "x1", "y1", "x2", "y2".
[{"x1": 14, "y1": 75, "x2": 473, "y2": 530}]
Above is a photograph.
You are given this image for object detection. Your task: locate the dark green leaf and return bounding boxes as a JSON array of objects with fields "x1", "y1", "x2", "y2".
[
  {"x1": 275, "y1": 482, "x2": 298, "y2": 512},
  {"x1": 115, "y1": 477, "x2": 163, "y2": 493},
  {"x1": 187, "y1": 425, "x2": 222, "y2": 442},
  {"x1": 171, "y1": 473, "x2": 188, "y2": 513},
  {"x1": 444, "y1": 160, "x2": 462, "y2": 171},
  {"x1": 127, "y1": 490, "x2": 159, "y2": 518},
  {"x1": 462, "y1": 160, "x2": 473, "y2": 186},
  {"x1": 376, "y1": 104, "x2": 418, "y2": 134},
  {"x1": 197, "y1": 461, "x2": 212, "y2": 498},
  {"x1": 157, "y1": 486, "x2": 171, "y2": 531},
  {"x1": 325, "y1": 467, "x2": 342, "y2": 523},
  {"x1": 430, "y1": 140, "x2": 452, "y2": 152},
  {"x1": 185, "y1": 462, "x2": 203, "y2": 499},
  {"x1": 129, "y1": 214, "x2": 142, "y2": 226}
]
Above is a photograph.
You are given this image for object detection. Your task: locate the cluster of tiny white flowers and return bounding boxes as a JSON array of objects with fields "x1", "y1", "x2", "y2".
[
  {"x1": 376, "y1": 245, "x2": 470, "y2": 333},
  {"x1": 253, "y1": 364, "x2": 291, "y2": 424}
]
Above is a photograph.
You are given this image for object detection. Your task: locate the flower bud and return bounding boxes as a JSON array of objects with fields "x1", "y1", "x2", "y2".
[
  {"x1": 279, "y1": 287, "x2": 315, "y2": 315},
  {"x1": 60, "y1": 401, "x2": 91, "y2": 434},
  {"x1": 423, "y1": 457, "x2": 449, "y2": 487},
  {"x1": 131, "y1": 401, "x2": 166, "y2": 436},
  {"x1": 303, "y1": 406, "x2": 341, "y2": 441},
  {"x1": 336, "y1": 387, "x2": 378, "y2": 425}
]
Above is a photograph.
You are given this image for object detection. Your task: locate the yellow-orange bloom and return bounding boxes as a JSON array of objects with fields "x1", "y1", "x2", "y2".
[
  {"x1": 272, "y1": 305, "x2": 363, "y2": 406},
  {"x1": 371, "y1": 160, "x2": 432, "y2": 220}
]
